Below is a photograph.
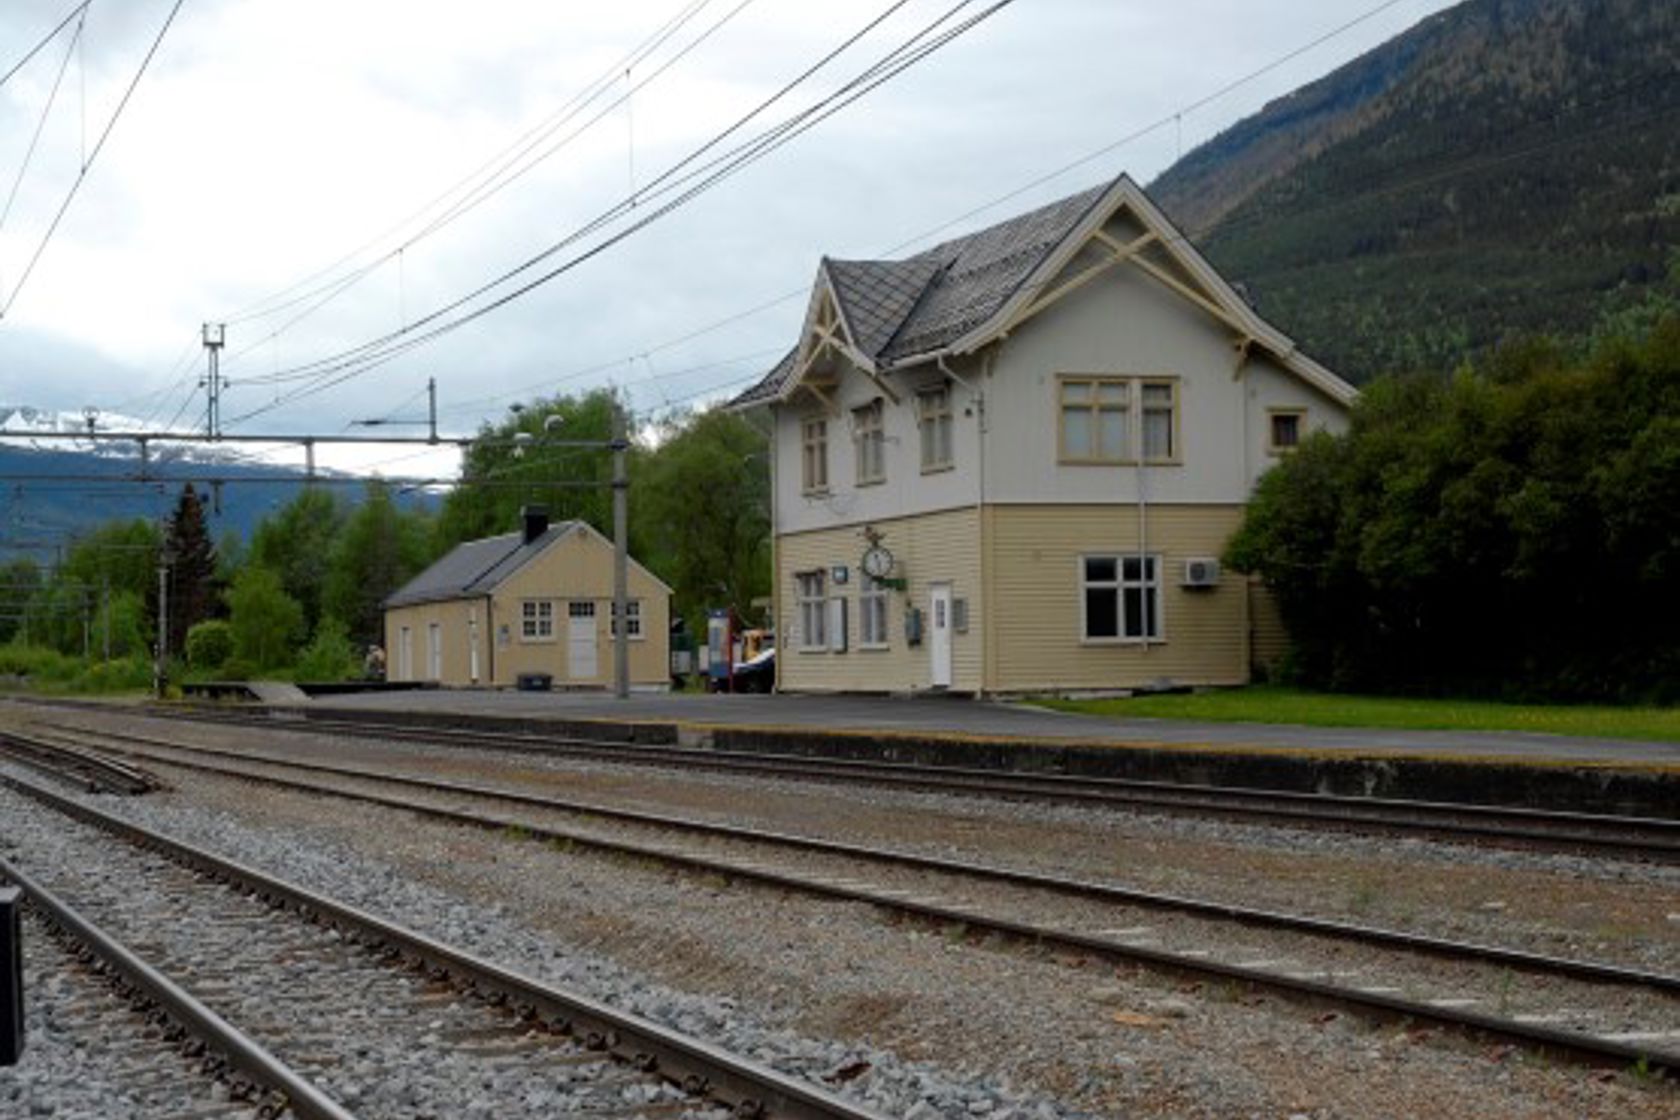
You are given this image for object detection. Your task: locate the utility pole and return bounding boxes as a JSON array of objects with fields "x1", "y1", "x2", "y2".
[
  {"x1": 427, "y1": 377, "x2": 438, "y2": 444},
  {"x1": 154, "y1": 551, "x2": 169, "y2": 697},
  {"x1": 201, "y1": 323, "x2": 225, "y2": 438},
  {"x1": 101, "y1": 574, "x2": 109, "y2": 662},
  {"x1": 612, "y1": 403, "x2": 629, "y2": 700}
]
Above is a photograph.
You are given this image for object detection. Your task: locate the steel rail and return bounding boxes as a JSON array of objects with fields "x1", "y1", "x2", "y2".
[
  {"x1": 26, "y1": 726, "x2": 1680, "y2": 1076},
  {"x1": 135, "y1": 702, "x2": 1680, "y2": 858},
  {"x1": 37, "y1": 723, "x2": 1680, "y2": 995},
  {"x1": 0, "y1": 770, "x2": 890, "y2": 1120},
  {"x1": 0, "y1": 733, "x2": 157, "y2": 795},
  {"x1": 0, "y1": 853, "x2": 357, "y2": 1120}
]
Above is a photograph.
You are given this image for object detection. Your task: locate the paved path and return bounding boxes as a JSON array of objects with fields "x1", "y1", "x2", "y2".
[{"x1": 310, "y1": 690, "x2": 1680, "y2": 769}]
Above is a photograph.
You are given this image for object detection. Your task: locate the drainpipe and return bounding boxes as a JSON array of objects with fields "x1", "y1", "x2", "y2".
[{"x1": 939, "y1": 352, "x2": 987, "y2": 691}]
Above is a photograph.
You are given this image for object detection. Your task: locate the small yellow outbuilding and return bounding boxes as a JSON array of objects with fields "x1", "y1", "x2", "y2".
[{"x1": 382, "y1": 506, "x2": 670, "y2": 690}]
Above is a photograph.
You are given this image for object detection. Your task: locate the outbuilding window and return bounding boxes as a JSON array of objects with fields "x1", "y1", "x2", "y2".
[
  {"x1": 1081, "y1": 555, "x2": 1161, "y2": 642},
  {"x1": 609, "y1": 599, "x2": 643, "y2": 639},
  {"x1": 521, "y1": 599, "x2": 555, "y2": 641}
]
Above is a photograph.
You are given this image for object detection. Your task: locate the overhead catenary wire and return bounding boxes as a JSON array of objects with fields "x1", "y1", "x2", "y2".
[
  {"x1": 214, "y1": 0, "x2": 744, "y2": 350},
  {"x1": 0, "y1": 8, "x2": 85, "y2": 251},
  {"x1": 0, "y1": 0, "x2": 186, "y2": 321},
  {"x1": 221, "y1": 0, "x2": 1010, "y2": 426},
  {"x1": 224, "y1": 0, "x2": 1425, "y2": 433},
  {"x1": 0, "y1": 0, "x2": 91, "y2": 90}
]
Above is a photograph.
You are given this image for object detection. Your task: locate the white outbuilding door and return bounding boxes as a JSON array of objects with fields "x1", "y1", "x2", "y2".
[
  {"x1": 568, "y1": 601, "x2": 597, "y2": 680},
  {"x1": 398, "y1": 626, "x2": 412, "y2": 681},
  {"x1": 427, "y1": 623, "x2": 442, "y2": 681},
  {"x1": 929, "y1": 583, "x2": 952, "y2": 689}
]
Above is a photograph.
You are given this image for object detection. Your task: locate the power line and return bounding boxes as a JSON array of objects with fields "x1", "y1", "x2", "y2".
[
  {"x1": 0, "y1": 0, "x2": 186, "y2": 320},
  {"x1": 0, "y1": 7, "x2": 84, "y2": 251},
  {"x1": 223, "y1": 0, "x2": 1010, "y2": 424},
  {"x1": 0, "y1": 0, "x2": 90, "y2": 90},
  {"x1": 215, "y1": 0, "x2": 745, "y2": 354}
]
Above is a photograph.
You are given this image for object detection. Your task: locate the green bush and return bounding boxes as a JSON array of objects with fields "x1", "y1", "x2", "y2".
[
  {"x1": 72, "y1": 657, "x2": 154, "y2": 693},
  {"x1": 185, "y1": 620, "x2": 234, "y2": 669},
  {"x1": 295, "y1": 616, "x2": 358, "y2": 682},
  {"x1": 218, "y1": 658, "x2": 257, "y2": 682},
  {"x1": 0, "y1": 645, "x2": 80, "y2": 683}
]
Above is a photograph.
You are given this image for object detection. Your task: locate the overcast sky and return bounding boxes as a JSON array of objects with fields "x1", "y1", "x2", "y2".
[{"x1": 0, "y1": 0, "x2": 1457, "y2": 474}]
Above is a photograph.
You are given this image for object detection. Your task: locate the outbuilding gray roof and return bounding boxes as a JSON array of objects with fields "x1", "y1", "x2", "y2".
[{"x1": 382, "y1": 523, "x2": 578, "y2": 608}]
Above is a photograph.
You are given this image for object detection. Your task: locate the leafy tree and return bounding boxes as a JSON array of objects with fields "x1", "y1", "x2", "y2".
[
  {"x1": 323, "y1": 481, "x2": 435, "y2": 647},
  {"x1": 1228, "y1": 314, "x2": 1680, "y2": 701},
  {"x1": 93, "y1": 590, "x2": 149, "y2": 660},
  {"x1": 249, "y1": 488, "x2": 346, "y2": 633},
  {"x1": 436, "y1": 388, "x2": 625, "y2": 550},
  {"x1": 185, "y1": 619, "x2": 235, "y2": 670},
  {"x1": 0, "y1": 557, "x2": 42, "y2": 645},
  {"x1": 225, "y1": 566, "x2": 304, "y2": 670},
  {"x1": 632, "y1": 406, "x2": 770, "y2": 630},
  {"x1": 294, "y1": 616, "x2": 358, "y2": 681}
]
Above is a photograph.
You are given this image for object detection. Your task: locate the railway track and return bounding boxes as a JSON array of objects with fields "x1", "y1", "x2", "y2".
[
  {"x1": 0, "y1": 767, "x2": 890, "y2": 1119},
  {"x1": 21, "y1": 721, "x2": 1680, "y2": 1080},
  {"x1": 89, "y1": 700, "x2": 1680, "y2": 862},
  {"x1": 0, "y1": 729, "x2": 159, "y2": 795},
  {"x1": 1, "y1": 887, "x2": 297, "y2": 1118}
]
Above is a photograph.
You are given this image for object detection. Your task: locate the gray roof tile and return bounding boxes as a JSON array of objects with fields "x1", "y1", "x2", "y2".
[
  {"x1": 383, "y1": 523, "x2": 577, "y2": 608},
  {"x1": 730, "y1": 179, "x2": 1113, "y2": 407}
]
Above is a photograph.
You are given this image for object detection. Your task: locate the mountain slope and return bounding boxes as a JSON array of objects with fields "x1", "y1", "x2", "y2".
[{"x1": 1150, "y1": 0, "x2": 1680, "y2": 381}]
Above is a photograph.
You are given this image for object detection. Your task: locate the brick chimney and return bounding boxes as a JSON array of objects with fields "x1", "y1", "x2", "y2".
[{"x1": 520, "y1": 505, "x2": 549, "y2": 545}]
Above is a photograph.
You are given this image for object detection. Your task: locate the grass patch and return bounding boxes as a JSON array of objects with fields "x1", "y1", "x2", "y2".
[{"x1": 1030, "y1": 685, "x2": 1680, "y2": 743}]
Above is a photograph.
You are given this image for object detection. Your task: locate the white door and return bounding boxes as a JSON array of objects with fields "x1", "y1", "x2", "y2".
[
  {"x1": 568, "y1": 601, "x2": 598, "y2": 680},
  {"x1": 398, "y1": 626, "x2": 412, "y2": 680},
  {"x1": 929, "y1": 583, "x2": 952, "y2": 689},
  {"x1": 427, "y1": 623, "x2": 442, "y2": 681}
]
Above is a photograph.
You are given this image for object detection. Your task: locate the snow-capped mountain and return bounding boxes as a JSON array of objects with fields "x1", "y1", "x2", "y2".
[{"x1": 0, "y1": 404, "x2": 265, "y2": 468}]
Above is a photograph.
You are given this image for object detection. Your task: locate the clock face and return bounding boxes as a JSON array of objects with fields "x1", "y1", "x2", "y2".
[{"x1": 861, "y1": 545, "x2": 894, "y2": 579}]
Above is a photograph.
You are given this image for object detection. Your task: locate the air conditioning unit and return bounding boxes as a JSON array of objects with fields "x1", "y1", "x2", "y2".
[{"x1": 1182, "y1": 557, "x2": 1221, "y2": 588}]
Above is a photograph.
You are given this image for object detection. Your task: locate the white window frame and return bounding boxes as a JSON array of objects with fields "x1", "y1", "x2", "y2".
[
  {"x1": 917, "y1": 385, "x2": 953, "y2": 472},
  {"x1": 1058, "y1": 376, "x2": 1180, "y2": 465},
  {"x1": 520, "y1": 599, "x2": 555, "y2": 642},
  {"x1": 801, "y1": 416, "x2": 829, "y2": 494},
  {"x1": 796, "y1": 571, "x2": 827, "y2": 651},
  {"x1": 853, "y1": 400, "x2": 885, "y2": 485},
  {"x1": 1079, "y1": 554, "x2": 1163, "y2": 643},
  {"x1": 609, "y1": 599, "x2": 644, "y2": 640},
  {"x1": 858, "y1": 576, "x2": 890, "y2": 648}
]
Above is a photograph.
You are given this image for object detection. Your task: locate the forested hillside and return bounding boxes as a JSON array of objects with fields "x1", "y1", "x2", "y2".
[{"x1": 1151, "y1": 0, "x2": 1680, "y2": 381}]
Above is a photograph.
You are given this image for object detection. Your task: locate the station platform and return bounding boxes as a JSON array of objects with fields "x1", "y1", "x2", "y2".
[{"x1": 263, "y1": 689, "x2": 1680, "y2": 817}]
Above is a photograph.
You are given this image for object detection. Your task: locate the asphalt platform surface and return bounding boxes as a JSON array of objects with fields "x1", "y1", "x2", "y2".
[{"x1": 307, "y1": 689, "x2": 1680, "y2": 769}]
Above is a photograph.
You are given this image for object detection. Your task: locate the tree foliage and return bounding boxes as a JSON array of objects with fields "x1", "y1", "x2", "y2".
[
  {"x1": 634, "y1": 407, "x2": 770, "y2": 629},
  {"x1": 1227, "y1": 315, "x2": 1680, "y2": 701},
  {"x1": 153, "y1": 484, "x2": 219, "y2": 657},
  {"x1": 226, "y1": 566, "x2": 304, "y2": 670},
  {"x1": 249, "y1": 488, "x2": 346, "y2": 632},
  {"x1": 323, "y1": 481, "x2": 435, "y2": 647}
]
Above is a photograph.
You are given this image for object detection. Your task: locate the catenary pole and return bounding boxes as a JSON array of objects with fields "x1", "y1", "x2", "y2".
[{"x1": 612, "y1": 403, "x2": 630, "y2": 700}]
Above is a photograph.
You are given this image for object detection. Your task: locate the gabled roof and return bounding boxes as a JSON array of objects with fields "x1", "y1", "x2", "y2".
[
  {"x1": 383, "y1": 523, "x2": 578, "y2": 609},
  {"x1": 730, "y1": 173, "x2": 1356, "y2": 409}
]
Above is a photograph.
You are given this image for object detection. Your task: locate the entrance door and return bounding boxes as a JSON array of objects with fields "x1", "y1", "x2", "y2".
[
  {"x1": 568, "y1": 601, "x2": 598, "y2": 681},
  {"x1": 427, "y1": 623, "x2": 442, "y2": 681},
  {"x1": 398, "y1": 626, "x2": 412, "y2": 680},
  {"x1": 929, "y1": 583, "x2": 952, "y2": 689}
]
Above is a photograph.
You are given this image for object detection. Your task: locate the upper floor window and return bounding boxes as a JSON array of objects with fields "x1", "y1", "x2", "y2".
[
  {"x1": 1268, "y1": 408, "x2": 1305, "y2": 454},
  {"x1": 1058, "y1": 376, "x2": 1179, "y2": 464},
  {"x1": 918, "y1": 386, "x2": 953, "y2": 472},
  {"x1": 853, "y1": 400, "x2": 885, "y2": 485},
  {"x1": 796, "y1": 571, "x2": 827, "y2": 650},
  {"x1": 801, "y1": 417, "x2": 828, "y2": 493},
  {"x1": 1081, "y1": 555, "x2": 1161, "y2": 642},
  {"x1": 520, "y1": 599, "x2": 554, "y2": 641}
]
